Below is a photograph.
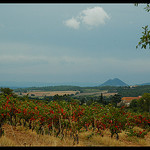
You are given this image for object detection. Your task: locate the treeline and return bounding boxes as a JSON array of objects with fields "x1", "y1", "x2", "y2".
[
  {"x1": 115, "y1": 85, "x2": 150, "y2": 97},
  {"x1": 14, "y1": 86, "x2": 82, "y2": 93},
  {"x1": 14, "y1": 85, "x2": 109, "y2": 93}
]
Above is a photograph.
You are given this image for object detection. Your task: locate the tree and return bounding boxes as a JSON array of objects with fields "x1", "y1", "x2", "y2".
[
  {"x1": 86, "y1": 98, "x2": 94, "y2": 106},
  {"x1": 111, "y1": 94, "x2": 121, "y2": 107},
  {"x1": 80, "y1": 97, "x2": 86, "y2": 105},
  {"x1": 141, "y1": 93, "x2": 150, "y2": 112},
  {"x1": 98, "y1": 93, "x2": 104, "y2": 104},
  {"x1": 129, "y1": 99, "x2": 138, "y2": 112},
  {"x1": 135, "y1": 3, "x2": 150, "y2": 49},
  {"x1": 129, "y1": 93, "x2": 150, "y2": 112},
  {"x1": 0, "y1": 87, "x2": 14, "y2": 97}
]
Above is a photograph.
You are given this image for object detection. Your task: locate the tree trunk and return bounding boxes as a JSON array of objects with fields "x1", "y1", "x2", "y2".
[
  {"x1": 56, "y1": 128, "x2": 60, "y2": 137},
  {"x1": 23, "y1": 120, "x2": 26, "y2": 127},
  {"x1": 14, "y1": 115, "x2": 17, "y2": 126},
  {"x1": 10, "y1": 115, "x2": 13, "y2": 125},
  {"x1": 0, "y1": 123, "x2": 4, "y2": 137},
  {"x1": 29, "y1": 120, "x2": 32, "y2": 129},
  {"x1": 19, "y1": 118, "x2": 22, "y2": 126}
]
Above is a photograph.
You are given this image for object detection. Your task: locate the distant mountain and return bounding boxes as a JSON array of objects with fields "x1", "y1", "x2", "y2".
[{"x1": 100, "y1": 78, "x2": 128, "y2": 87}]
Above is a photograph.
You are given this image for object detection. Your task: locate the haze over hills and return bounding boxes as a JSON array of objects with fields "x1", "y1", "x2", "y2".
[
  {"x1": 0, "y1": 79, "x2": 150, "y2": 89},
  {"x1": 0, "y1": 81, "x2": 101, "y2": 88}
]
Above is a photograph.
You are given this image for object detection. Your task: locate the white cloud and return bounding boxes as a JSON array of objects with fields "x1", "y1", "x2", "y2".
[
  {"x1": 64, "y1": 6, "x2": 110, "y2": 29},
  {"x1": 79, "y1": 7, "x2": 110, "y2": 27},
  {"x1": 64, "y1": 17, "x2": 80, "y2": 29}
]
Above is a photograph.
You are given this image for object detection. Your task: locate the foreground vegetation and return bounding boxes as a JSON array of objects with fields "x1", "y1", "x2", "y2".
[{"x1": 0, "y1": 88, "x2": 150, "y2": 146}]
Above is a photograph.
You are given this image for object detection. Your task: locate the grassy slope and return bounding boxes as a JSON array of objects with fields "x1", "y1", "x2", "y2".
[{"x1": 0, "y1": 124, "x2": 150, "y2": 147}]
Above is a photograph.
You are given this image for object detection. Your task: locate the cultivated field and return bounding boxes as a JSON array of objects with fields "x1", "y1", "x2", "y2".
[
  {"x1": 75, "y1": 91, "x2": 117, "y2": 97},
  {"x1": 15, "y1": 91, "x2": 80, "y2": 97}
]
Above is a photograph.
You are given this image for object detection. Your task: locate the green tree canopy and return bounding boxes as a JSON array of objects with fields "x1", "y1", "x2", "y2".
[
  {"x1": 135, "y1": 3, "x2": 150, "y2": 49},
  {"x1": 111, "y1": 94, "x2": 121, "y2": 107},
  {"x1": 0, "y1": 87, "x2": 14, "y2": 97},
  {"x1": 141, "y1": 93, "x2": 150, "y2": 112}
]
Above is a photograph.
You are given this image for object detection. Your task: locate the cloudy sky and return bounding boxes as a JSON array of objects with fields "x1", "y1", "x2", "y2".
[{"x1": 0, "y1": 3, "x2": 150, "y2": 85}]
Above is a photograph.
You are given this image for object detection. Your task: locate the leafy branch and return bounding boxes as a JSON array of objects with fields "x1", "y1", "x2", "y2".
[
  {"x1": 136, "y1": 25, "x2": 150, "y2": 49},
  {"x1": 135, "y1": 3, "x2": 150, "y2": 49}
]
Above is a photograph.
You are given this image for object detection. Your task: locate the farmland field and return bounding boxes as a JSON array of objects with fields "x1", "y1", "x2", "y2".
[
  {"x1": 15, "y1": 91, "x2": 80, "y2": 97},
  {"x1": 74, "y1": 91, "x2": 117, "y2": 97}
]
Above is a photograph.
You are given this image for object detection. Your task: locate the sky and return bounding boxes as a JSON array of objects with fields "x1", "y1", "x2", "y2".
[{"x1": 0, "y1": 3, "x2": 150, "y2": 86}]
